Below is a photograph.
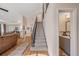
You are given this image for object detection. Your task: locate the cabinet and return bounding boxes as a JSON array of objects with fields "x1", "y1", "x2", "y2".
[
  {"x1": 59, "y1": 36, "x2": 70, "y2": 55},
  {"x1": 0, "y1": 33, "x2": 18, "y2": 54}
]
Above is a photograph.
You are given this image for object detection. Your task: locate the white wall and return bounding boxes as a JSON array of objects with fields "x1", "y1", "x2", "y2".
[
  {"x1": 0, "y1": 3, "x2": 42, "y2": 17},
  {"x1": 37, "y1": 14, "x2": 42, "y2": 22},
  {"x1": 26, "y1": 16, "x2": 36, "y2": 28},
  {"x1": 59, "y1": 13, "x2": 66, "y2": 32},
  {"x1": 0, "y1": 9, "x2": 23, "y2": 24},
  {"x1": 0, "y1": 10, "x2": 23, "y2": 35},
  {"x1": 43, "y1": 4, "x2": 58, "y2": 56},
  {"x1": 43, "y1": 3, "x2": 79, "y2": 56},
  {"x1": 59, "y1": 12, "x2": 71, "y2": 35},
  {"x1": 5, "y1": 12, "x2": 23, "y2": 33}
]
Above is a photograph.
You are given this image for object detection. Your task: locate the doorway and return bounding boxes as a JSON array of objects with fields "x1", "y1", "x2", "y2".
[
  {"x1": 58, "y1": 9, "x2": 77, "y2": 56},
  {"x1": 59, "y1": 11, "x2": 71, "y2": 56}
]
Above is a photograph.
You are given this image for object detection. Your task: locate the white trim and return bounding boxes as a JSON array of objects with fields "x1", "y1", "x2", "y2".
[
  {"x1": 57, "y1": 8, "x2": 77, "y2": 56},
  {"x1": 56, "y1": 9, "x2": 59, "y2": 56},
  {"x1": 1, "y1": 24, "x2": 4, "y2": 36},
  {"x1": 70, "y1": 9, "x2": 77, "y2": 56}
]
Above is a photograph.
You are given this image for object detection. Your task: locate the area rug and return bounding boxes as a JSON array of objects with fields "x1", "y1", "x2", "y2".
[{"x1": 8, "y1": 42, "x2": 28, "y2": 56}]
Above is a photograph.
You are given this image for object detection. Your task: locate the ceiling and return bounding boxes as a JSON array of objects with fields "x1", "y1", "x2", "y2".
[
  {"x1": 0, "y1": 3, "x2": 43, "y2": 23},
  {"x1": 0, "y1": 3, "x2": 42, "y2": 16}
]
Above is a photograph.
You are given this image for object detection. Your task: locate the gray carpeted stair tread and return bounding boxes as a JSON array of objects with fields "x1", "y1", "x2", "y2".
[{"x1": 30, "y1": 22, "x2": 47, "y2": 51}]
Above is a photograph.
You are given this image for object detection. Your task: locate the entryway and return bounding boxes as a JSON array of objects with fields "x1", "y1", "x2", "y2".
[
  {"x1": 57, "y1": 8, "x2": 77, "y2": 56},
  {"x1": 58, "y1": 11, "x2": 71, "y2": 56}
]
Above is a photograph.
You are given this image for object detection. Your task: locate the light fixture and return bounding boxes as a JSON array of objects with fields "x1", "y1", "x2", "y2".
[{"x1": 65, "y1": 13, "x2": 70, "y2": 19}]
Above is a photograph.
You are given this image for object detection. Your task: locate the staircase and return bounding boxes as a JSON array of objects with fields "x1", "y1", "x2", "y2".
[{"x1": 30, "y1": 22, "x2": 47, "y2": 51}]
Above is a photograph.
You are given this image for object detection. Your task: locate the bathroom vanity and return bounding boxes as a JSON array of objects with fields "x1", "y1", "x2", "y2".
[{"x1": 59, "y1": 35, "x2": 70, "y2": 55}]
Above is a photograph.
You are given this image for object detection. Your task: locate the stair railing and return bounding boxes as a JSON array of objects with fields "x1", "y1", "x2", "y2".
[{"x1": 32, "y1": 17, "x2": 37, "y2": 47}]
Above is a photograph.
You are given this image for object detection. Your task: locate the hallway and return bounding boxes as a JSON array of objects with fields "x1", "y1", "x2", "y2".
[
  {"x1": 0, "y1": 3, "x2": 78, "y2": 56},
  {"x1": 1, "y1": 22, "x2": 48, "y2": 56}
]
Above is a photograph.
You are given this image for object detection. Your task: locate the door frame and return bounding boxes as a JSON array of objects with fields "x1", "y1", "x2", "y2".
[{"x1": 57, "y1": 8, "x2": 77, "y2": 56}]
